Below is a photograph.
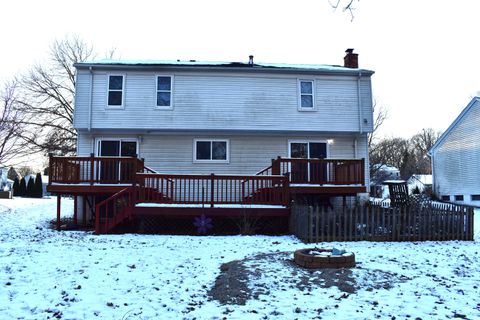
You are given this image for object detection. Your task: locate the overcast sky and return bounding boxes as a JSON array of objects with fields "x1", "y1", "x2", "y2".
[{"x1": 1, "y1": 0, "x2": 479, "y2": 139}]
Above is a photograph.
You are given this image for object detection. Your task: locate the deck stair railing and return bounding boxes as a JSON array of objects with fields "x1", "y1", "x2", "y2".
[{"x1": 95, "y1": 187, "x2": 135, "y2": 234}]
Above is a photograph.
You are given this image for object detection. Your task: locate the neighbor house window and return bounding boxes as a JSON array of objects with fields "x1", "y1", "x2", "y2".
[
  {"x1": 194, "y1": 139, "x2": 229, "y2": 162},
  {"x1": 156, "y1": 76, "x2": 172, "y2": 108},
  {"x1": 471, "y1": 195, "x2": 480, "y2": 201},
  {"x1": 454, "y1": 195, "x2": 464, "y2": 201},
  {"x1": 298, "y1": 80, "x2": 315, "y2": 110},
  {"x1": 107, "y1": 75, "x2": 124, "y2": 107},
  {"x1": 441, "y1": 195, "x2": 450, "y2": 201}
]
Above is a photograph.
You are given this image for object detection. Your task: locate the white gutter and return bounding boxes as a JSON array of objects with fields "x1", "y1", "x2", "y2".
[
  {"x1": 357, "y1": 72, "x2": 363, "y2": 134},
  {"x1": 88, "y1": 66, "x2": 93, "y2": 131}
]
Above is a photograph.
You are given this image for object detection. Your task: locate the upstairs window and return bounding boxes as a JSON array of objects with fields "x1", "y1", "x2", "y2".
[
  {"x1": 194, "y1": 139, "x2": 229, "y2": 163},
  {"x1": 156, "y1": 76, "x2": 172, "y2": 108},
  {"x1": 299, "y1": 80, "x2": 315, "y2": 110},
  {"x1": 107, "y1": 75, "x2": 124, "y2": 107}
]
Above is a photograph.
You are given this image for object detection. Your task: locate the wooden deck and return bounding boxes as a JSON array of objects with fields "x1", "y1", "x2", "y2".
[{"x1": 47, "y1": 156, "x2": 367, "y2": 234}]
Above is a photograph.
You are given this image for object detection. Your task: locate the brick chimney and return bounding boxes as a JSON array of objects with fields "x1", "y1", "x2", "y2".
[{"x1": 344, "y1": 48, "x2": 358, "y2": 68}]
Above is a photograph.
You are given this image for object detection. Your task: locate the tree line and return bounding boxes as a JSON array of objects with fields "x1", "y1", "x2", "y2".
[
  {"x1": 370, "y1": 128, "x2": 441, "y2": 180},
  {"x1": 12, "y1": 172, "x2": 43, "y2": 198}
]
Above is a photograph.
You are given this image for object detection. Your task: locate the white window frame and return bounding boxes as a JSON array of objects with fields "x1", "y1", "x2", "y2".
[
  {"x1": 297, "y1": 79, "x2": 316, "y2": 111},
  {"x1": 106, "y1": 74, "x2": 125, "y2": 109},
  {"x1": 155, "y1": 74, "x2": 174, "y2": 110},
  {"x1": 193, "y1": 139, "x2": 230, "y2": 163},
  {"x1": 287, "y1": 140, "x2": 329, "y2": 182},
  {"x1": 95, "y1": 137, "x2": 140, "y2": 157},
  {"x1": 287, "y1": 140, "x2": 329, "y2": 159}
]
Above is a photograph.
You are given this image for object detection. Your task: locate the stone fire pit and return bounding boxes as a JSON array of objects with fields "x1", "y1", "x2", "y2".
[{"x1": 294, "y1": 248, "x2": 355, "y2": 269}]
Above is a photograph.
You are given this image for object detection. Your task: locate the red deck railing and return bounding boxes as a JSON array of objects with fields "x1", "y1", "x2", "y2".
[
  {"x1": 48, "y1": 155, "x2": 148, "y2": 185},
  {"x1": 49, "y1": 155, "x2": 366, "y2": 234},
  {"x1": 136, "y1": 173, "x2": 290, "y2": 207},
  {"x1": 270, "y1": 157, "x2": 365, "y2": 185}
]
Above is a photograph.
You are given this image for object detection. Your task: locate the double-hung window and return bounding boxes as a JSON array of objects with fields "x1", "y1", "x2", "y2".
[
  {"x1": 298, "y1": 80, "x2": 315, "y2": 110},
  {"x1": 156, "y1": 76, "x2": 173, "y2": 109},
  {"x1": 194, "y1": 139, "x2": 229, "y2": 163},
  {"x1": 107, "y1": 75, "x2": 124, "y2": 107}
]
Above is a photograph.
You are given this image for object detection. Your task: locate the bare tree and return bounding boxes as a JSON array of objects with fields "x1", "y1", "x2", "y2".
[
  {"x1": 411, "y1": 128, "x2": 441, "y2": 155},
  {"x1": 370, "y1": 128, "x2": 441, "y2": 183},
  {"x1": 329, "y1": 0, "x2": 359, "y2": 20},
  {"x1": 410, "y1": 128, "x2": 441, "y2": 174},
  {"x1": 368, "y1": 101, "x2": 389, "y2": 149},
  {"x1": 0, "y1": 81, "x2": 27, "y2": 166},
  {"x1": 16, "y1": 35, "x2": 95, "y2": 155},
  {"x1": 368, "y1": 101, "x2": 389, "y2": 179}
]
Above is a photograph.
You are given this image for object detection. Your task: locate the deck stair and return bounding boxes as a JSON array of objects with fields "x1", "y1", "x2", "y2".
[
  {"x1": 95, "y1": 186, "x2": 172, "y2": 233},
  {"x1": 95, "y1": 187, "x2": 135, "y2": 234}
]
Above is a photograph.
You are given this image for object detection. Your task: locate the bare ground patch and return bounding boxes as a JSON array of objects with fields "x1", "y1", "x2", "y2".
[{"x1": 208, "y1": 251, "x2": 411, "y2": 306}]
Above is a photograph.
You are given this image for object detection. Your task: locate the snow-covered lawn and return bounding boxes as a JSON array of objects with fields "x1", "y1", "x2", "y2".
[{"x1": 1, "y1": 197, "x2": 479, "y2": 320}]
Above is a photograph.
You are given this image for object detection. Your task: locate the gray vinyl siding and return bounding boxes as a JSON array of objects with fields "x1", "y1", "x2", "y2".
[
  {"x1": 76, "y1": 132, "x2": 93, "y2": 156},
  {"x1": 73, "y1": 73, "x2": 90, "y2": 129},
  {"x1": 74, "y1": 70, "x2": 373, "y2": 133},
  {"x1": 432, "y1": 99, "x2": 480, "y2": 205},
  {"x1": 76, "y1": 131, "x2": 369, "y2": 186}
]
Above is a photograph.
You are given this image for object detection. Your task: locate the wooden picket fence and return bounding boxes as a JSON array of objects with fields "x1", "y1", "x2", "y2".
[{"x1": 290, "y1": 203, "x2": 474, "y2": 242}]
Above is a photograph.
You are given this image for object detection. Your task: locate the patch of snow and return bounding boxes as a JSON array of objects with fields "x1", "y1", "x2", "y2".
[
  {"x1": 79, "y1": 59, "x2": 373, "y2": 73},
  {"x1": 0, "y1": 198, "x2": 478, "y2": 319}
]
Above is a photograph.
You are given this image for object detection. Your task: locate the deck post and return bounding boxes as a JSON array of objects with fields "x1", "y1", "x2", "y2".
[
  {"x1": 73, "y1": 195, "x2": 78, "y2": 225},
  {"x1": 210, "y1": 173, "x2": 215, "y2": 208},
  {"x1": 132, "y1": 158, "x2": 138, "y2": 187},
  {"x1": 83, "y1": 196, "x2": 87, "y2": 227},
  {"x1": 272, "y1": 156, "x2": 281, "y2": 175},
  {"x1": 48, "y1": 153, "x2": 53, "y2": 186},
  {"x1": 360, "y1": 158, "x2": 365, "y2": 185},
  {"x1": 90, "y1": 153, "x2": 95, "y2": 185},
  {"x1": 283, "y1": 175, "x2": 290, "y2": 206},
  {"x1": 56, "y1": 195, "x2": 61, "y2": 231}
]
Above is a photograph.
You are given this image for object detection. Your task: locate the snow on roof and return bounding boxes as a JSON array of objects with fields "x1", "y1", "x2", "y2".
[
  {"x1": 408, "y1": 174, "x2": 432, "y2": 185},
  {"x1": 373, "y1": 164, "x2": 400, "y2": 172},
  {"x1": 382, "y1": 180, "x2": 406, "y2": 184},
  {"x1": 76, "y1": 59, "x2": 374, "y2": 74}
]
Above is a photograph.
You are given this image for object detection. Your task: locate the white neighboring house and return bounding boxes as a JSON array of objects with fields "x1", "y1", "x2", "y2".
[
  {"x1": 429, "y1": 97, "x2": 480, "y2": 206},
  {"x1": 407, "y1": 174, "x2": 432, "y2": 194}
]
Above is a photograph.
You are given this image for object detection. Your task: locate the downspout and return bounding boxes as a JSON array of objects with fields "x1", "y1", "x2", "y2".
[
  {"x1": 430, "y1": 153, "x2": 435, "y2": 195},
  {"x1": 88, "y1": 66, "x2": 93, "y2": 132},
  {"x1": 356, "y1": 72, "x2": 365, "y2": 189},
  {"x1": 356, "y1": 72, "x2": 363, "y2": 134},
  {"x1": 354, "y1": 137, "x2": 358, "y2": 158}
]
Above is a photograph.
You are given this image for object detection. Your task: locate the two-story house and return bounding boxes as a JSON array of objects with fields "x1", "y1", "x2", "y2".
[{"x1": 47, "y1": 49, "x2": 375, "y2": 233}]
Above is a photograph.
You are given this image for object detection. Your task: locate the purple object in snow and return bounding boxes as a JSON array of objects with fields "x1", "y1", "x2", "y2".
[{"x1": 193, "y1": 214, "x2": 213, "y2": 234}]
